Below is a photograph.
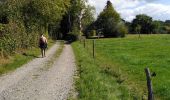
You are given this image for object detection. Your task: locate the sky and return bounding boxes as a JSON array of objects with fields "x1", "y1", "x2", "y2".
[{"x1": 88, "y1": 0, "x2": 170, "y2": 22}]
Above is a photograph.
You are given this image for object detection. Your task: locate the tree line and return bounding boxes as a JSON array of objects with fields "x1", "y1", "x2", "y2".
[
  {"x1": 1, "y1": 0, "x2": 170, "y2": 57},
  {"x1": 127, "y1": 14, "x2": 170, "y2": 34},
  {"x1": 85, "y1": 1, "x2": 170, "y2": 38},
  {"x1": 0, "y1": 0, "x2": 94, "y2": 57}
]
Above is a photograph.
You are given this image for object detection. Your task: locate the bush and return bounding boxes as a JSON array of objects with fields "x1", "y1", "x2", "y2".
[
  {"x1": 117, "y1": 23, "x2": 128, "y2": 37},
  {"x1": 67, "y1": 27, "x2": 80, "y2": 41},
  {"x1": 0, "y1": 24, "x2": 17, "y2": 57},
  {"x1": 91, "y1": 30, "x2": 96, "y2": 36}
]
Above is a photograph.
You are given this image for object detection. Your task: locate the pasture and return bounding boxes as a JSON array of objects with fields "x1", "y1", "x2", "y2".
[{"x1": 72, "y1": 34, "x2": 170, "y2": 100}]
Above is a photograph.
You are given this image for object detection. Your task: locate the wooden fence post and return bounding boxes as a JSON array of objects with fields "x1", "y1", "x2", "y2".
[
  {"x1": 93, "y1": 40, "x2": 95, "y2": 58},
  {"x1": 145, "y1": 68, "x2": 154, "y2": 100}
]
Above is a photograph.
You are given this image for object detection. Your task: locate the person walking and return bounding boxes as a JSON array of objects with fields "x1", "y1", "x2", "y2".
[{"x1": 39, "y1": 34, "x2": 47, "y2": 58}]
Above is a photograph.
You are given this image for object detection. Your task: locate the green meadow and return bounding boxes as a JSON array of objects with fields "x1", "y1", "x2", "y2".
[{"x1": 72, "y1": 34, "x2": 170, "y2": 100}]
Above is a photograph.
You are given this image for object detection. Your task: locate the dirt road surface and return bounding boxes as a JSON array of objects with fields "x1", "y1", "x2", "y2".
[{"x1": 0, "y1": 42, "x2": 76, "y2": 100}]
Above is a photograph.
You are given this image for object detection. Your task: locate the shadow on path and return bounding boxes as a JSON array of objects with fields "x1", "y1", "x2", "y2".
[{"x1": 22, "y1": 53, "x2": 40, "y2": 58}]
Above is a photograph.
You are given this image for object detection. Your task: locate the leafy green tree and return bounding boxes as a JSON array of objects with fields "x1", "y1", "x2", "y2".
[
  {"x1": 60, "y1": 0, "x2": 95, "y2": 40},
  {"x1": 150, "y1": 21, "x2": 161, "y2": 34},
  {"x1": 131, "y1": 14, "x2": 153, "y2": 34},
  {"x1": 165, "y1": 20, "x2": 170, "y2": 25},
  {"x1": 161, "y1": 20, "x2": 170, "y2": 34},
  {"x1": 81, "y1": 5, "x2": 95, "y2": 33},
  {"x1": 22, "y1": 0, "x2": 70, "y2": 36},
  {"x1": 135, "y1": 24, "x2": 141, "y2": 37},
  {"x1": 96, "y1": 1, "x2": 126, "y2": 37}
]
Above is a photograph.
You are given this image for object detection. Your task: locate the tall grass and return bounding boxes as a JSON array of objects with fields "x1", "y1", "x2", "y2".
[
  {"x1": 72, "y1": 34, "x2": 170, "y2": 100},
  {"x1": 72, "y1": 41, "x2": 131, "y2": 100}
]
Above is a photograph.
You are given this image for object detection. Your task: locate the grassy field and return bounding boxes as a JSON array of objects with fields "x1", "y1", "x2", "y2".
[
  {"x1": 0, "y1": 39, "x2": 56, "y2": 75},
  {"x1": 72, "y1": 34, "x2": 170, "y2": 100}
]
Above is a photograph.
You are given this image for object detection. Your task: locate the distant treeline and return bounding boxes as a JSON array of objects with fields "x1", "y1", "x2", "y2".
[
  {"x1": 0, "y1": 0, "x2": 95, "y2": 57},
  {"x1": 85, "y1": 1, "x2": 170, "y2": 38},
  {"x1": 126, "y1": 14, "x2": 170, "y2": 34}
]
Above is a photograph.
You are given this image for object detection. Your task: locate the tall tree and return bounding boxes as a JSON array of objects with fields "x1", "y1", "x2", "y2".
[
  {"x1": 96, "y1": 0, "x2": 126, "y2": 37},
  {"x1": 22, "y1": 0, "x2": 70, "y2": 35},
  {"x1": 82, "y1": 5, "x2": 95, "y2": 33},
  {"x1": 131, "y1": 14, "x2": 153, "y2": 34},
  {"x1": 59, "y1": 0, "x2": 95, "y2": 40}
]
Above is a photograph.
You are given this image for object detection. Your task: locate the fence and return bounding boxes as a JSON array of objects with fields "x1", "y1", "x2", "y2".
[{"x1": 80, "y1": 38, "x2": 156, "y2": 100}]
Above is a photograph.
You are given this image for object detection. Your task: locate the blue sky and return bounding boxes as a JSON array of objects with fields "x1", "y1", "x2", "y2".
[
  {"x1": 88, "y1": 0, "x2": 170, "y2": 22},
  {"x1": 157, "y1": 0, "x2": 170, "y2": 5}
]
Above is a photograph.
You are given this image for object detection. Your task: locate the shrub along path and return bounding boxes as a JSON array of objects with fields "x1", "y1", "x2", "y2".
[{"x1": 0, "y1": 42, "x2": 76, "y2": 100}]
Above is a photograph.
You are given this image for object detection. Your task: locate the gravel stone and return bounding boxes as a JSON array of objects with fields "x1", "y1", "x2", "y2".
[{"x1": 0, "y1": 43, "x2": 76, "y2": 100}]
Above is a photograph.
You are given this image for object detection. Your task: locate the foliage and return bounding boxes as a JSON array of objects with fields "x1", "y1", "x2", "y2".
[
  {"x1": 93, "y1": 1, "x2": 127, "y2": 37},
  {"x1": 0, "y1": 0, "x2": 95, "y2": 57},
  {"x1": 135, "y1": 24, "x2": 141, "y2": 34},
  {"x1": 116, "y1": 22, "x2": 128, "y2": 37},
  {"x1": 67, "y1": 26, "x2": 80, "y2": 41},
  {"x1": 91, "y1": 30, "x2": 96, "y2": 36},
  {"x1": 59, "y1": 0, "x2": 95, "y2": 40},
  {"x1": 129, "y1": 14, "x2": 170, "y2": 34},
  {"x1": 0, "y1": 0, "x2": 70, "y2": 57},
  {"x1": 81, "y1": 5, "x2": 95, "y2": 32},
  {"x1": 131, "y1": 14, "x2": 153, "y2": 34},
  {"x1": 151, "y1": 21, "x2": 161, "y2": 34}
]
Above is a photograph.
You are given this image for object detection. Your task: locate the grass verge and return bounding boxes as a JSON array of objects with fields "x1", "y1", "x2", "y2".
[
  {"x1": 0, "y1": 39, "x2": 56, "y2": 75},
  {"x1": 73, "y1": 34, "x2": 170, "y2": 100},
  {"x1": 72, "y1": 41, "x2": 131, "y2": 100}
]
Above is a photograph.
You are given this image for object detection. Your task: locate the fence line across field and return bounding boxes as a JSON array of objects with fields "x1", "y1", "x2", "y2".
[{"x1": 81, "y1": 39, "x2": 155, "y2": 100}]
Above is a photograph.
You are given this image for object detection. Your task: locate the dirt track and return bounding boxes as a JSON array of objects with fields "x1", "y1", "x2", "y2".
[{"x1": 0, "y1": 42, "x2": 76, "y2": 100}]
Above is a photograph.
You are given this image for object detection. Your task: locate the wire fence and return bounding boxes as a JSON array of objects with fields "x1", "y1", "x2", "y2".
[{"x1": 79, "y1": 38, "x2": 155, "y2": 100}]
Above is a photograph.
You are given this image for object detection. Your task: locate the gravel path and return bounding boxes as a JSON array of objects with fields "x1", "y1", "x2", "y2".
[{"x1": 0, "y1": 42, "x2": 76, "y2": 100}]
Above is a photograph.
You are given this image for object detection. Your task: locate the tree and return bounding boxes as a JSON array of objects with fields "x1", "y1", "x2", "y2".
[
  {"x1": 95, "y1": 0, "x2": 126, "y2": 37},
  {"x1": 22, "y1": 0, "x2": 70, "y2": 36},
  {"x1": 81, "y1": 5, "x2": 95, "y2": 33},
  {"x1": 135, "y1": 24, "x2": 141, "y2": 38},
  {"x1": 165, "y1": 20, "x2": 170, "y2": 24},
  {"x1": 59, "y1": 0, "x2": 95, "y2": 40},
  {"x1": 150, "y1": 21, "x2": 161, "y2": 34},
  {"x1": 131, "y1": 14, "x2": 153, "y2": 34}
]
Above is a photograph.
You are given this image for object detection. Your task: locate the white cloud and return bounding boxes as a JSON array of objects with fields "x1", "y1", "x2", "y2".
[
  {"x1": 120, "y1": 3, "x2": 170, "y2": 21},
  {"x1": 88, "y1": 0, "x2": 170, "y2": 22}
]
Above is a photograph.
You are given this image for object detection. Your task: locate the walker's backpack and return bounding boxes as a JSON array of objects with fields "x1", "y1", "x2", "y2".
[{"x1": 39, "y1": 37, "x2": 45, "y2": 44}]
